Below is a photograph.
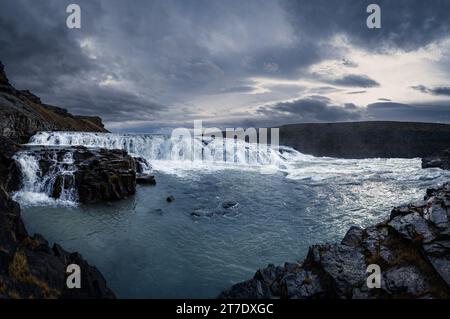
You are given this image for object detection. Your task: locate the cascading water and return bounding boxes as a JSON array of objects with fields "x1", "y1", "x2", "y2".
[
  {"x1": 14, "y1": 131, "x2": 450, "y2": 207},
  {"x1": 13, "y1": 149, "x2": 78, "y2": 206},
  {"x1": 28, "y1": 131, "x2": 296, "y2": 168}
]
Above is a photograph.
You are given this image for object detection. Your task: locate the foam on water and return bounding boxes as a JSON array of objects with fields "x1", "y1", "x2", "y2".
[
  {"x1": 14, "y1": 131, "x2": 450, "y2": 206},
  {"x1": 12, "y1": 150, "x2": 78, "y2": 207}
]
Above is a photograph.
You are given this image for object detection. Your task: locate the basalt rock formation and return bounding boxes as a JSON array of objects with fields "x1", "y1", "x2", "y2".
[
  {"x1": 220, "y1": 183, "x2": 450, "y2": 299},
  {"x1": 72, "y1": 148, "x2": 138, "y2": 204},
  {"x1": 0, "y1": 61, "x2": 108, "y2": 144},
  {"x1": 15, "y1": 146, "x2": 149, "y2": 204},
  {"x1": 422, "y1": 149, "x2": 450, "y2": 170}
]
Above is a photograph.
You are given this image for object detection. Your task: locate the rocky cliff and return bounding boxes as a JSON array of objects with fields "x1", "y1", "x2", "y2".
[
  {"x1": 0, "y1": 61, "x2": 108, "y2": 144},
  {"x1": 279, "y1": 122, "x2": 450, "y2": 159},
  {"x1": 422, "y1": 149, "x2": 450, "y2": 170},
  {"x1": 0, "y1": 63, "x2": 118, "y2": 298},
  {"x1": 220, "y1": 183, "x2": 450, "y2": 299},
  {"x1": 0, "y1": 137, "x2": 115, "y2": 298}
]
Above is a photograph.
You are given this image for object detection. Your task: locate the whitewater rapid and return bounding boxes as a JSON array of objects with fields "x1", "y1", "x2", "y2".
[{"x1": 13, "y1": 131, "x2": 450, "y2": 206}]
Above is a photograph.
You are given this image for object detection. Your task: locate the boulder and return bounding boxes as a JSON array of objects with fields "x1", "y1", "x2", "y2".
[
  {"x1": 136, "y1": 174, "x2": 156, "y2": 185},
  {"x1": 222, "y1": 200, "x2": 238, "y2": 209},
  {"x1": 422, "y1": 149, "x2": 450, "y2": 170},
  {"x1": 73, "y1": 148, "x2": 137, "y2": 204}
]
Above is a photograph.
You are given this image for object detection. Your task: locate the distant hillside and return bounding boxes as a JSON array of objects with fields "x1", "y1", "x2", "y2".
[
  {"x1": 279, "y1": 121, "x2": 450, "y2": 158},
  {"x1": 0, "y1": 61, "x2": 108, "y2": 144}
]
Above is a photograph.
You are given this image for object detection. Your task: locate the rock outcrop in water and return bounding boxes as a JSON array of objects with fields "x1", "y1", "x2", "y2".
[
  {"x1": 74, "y1": 148, "x2": 137, "y2": 204},
  {"x1": 0, "y1": 61, "x2": 108, "y2": 144},
  {"x1": 0, "y1": 138, "x2": 115, "y2": 299},
  {"x1": 220, "y1": 183, "x2": 450, "y2": 299},
  {"x1": 15, "y1": 146, "x2": 151, "y2": 204},
  {"x1": 422, "y1": 149, "x2": 450, "y2": 170}
]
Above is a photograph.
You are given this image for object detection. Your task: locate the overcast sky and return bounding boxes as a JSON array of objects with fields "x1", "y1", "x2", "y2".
[{"x1": 1, "y1": 0, "x2": 450, "y2": 132}]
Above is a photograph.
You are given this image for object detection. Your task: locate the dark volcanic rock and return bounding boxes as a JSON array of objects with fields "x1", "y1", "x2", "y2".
[
  {"x1": 0, "y1": 136, "x2": 22, "y2": 192},
  {"x1": 134, "y1": 156, "x2": 151, "y2": 174},
  {"x1": 75, "y1": 149, "x2": 136, "y2": 204},
  {"x1": 222, "y1": 200, "x2": 238, "y2": 209},
  {"x1": 0, "y1": 61, "x2": 108, "y2": 144},
  {"x1": 220, "y1": 183, "x2": 450, "y2": 299},
  {"x1": 21, "y1": 146, "x2": 137, "y2": 204},
  {"x1": 136, "y1": 174, "x2": 156, "y2": 185},
  {"x1": 422, "y1": 149, "x2": 450, "y2": 170}
]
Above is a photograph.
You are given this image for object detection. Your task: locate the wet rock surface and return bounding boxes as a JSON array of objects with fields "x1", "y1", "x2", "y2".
[
  {"x1": 136, "y1": 174, "x2": 156, "y2": 185},
  {"x1": 422, "y1": 149, "x2": 450, "y2": 170},
  {"x1": 19, "y1": 146, "x2": 138, "y2": 204},
  {"x1": 220, "y1": 183, "x2": 450, "y2": 299}
]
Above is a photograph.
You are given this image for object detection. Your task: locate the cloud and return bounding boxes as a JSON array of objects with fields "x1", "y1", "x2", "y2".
[
  {"x1": 1, "y1": 0, "x2": 450, "y2": 131},
  {"x1": 257, "y1": 96, "x2": 364, "y2": 123},
  {"x1": 347, "y1": 91, "x2": 367, "y2": 95},
  {"x1": 283, "y1": 0, "x2": 450, "y2": 51},
  {"x1": 219, "y1": 85, "x2": 257, "y2": 94},
  {"x1": 329, "y1": 74, "x2": 379, "y2": 88},
  {"x1": 411, "y1": 85, "x2": 450, "y2": 96}
]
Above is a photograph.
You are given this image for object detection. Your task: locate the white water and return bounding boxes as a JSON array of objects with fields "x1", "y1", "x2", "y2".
[
  {"x1": 13, "y1": 149, "x2": 78, "y2": 207},
  {"x1": 14, "y1": 131, "x2": 450, "y2": 207},
  {"x1": 29, "y1": 131, "x2": 290, "y2": 169},
  {"x1": 28, "y1": 131, "x2": 442, "y2": 180}
]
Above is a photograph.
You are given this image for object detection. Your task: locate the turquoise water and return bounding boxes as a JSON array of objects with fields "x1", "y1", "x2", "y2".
[{"x1": 20, "y1": 165, "x2": 450, "y2": 298}]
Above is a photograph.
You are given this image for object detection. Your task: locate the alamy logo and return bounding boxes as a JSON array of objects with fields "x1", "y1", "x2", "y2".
[
  {"x1": 66, "y1": 4, "x2": 81, "y2": 29},
  {"x1": 366, "y1": 4, "x2": 381, "y2": 29},
  {"x1": 366, "y1": 264, "x2": 381, "y2": 288},
  {"x1": 171, "y1": 120, "x2": 279, "y2": 168},
  {"x1": 66, "y1": 264, "x2": 81, "y2": 289}
]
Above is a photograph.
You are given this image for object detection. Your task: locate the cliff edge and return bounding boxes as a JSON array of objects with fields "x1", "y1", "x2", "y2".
[{"x1": 0, "y1": 61, "x2": 108, "y2": 144}]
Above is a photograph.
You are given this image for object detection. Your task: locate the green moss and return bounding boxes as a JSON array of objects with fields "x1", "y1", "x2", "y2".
[{"x1": 8, "y1": 250, "x2": 59, "y2": 298}]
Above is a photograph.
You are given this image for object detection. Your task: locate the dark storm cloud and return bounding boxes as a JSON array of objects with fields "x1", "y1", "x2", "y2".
[
  {"x1": 411, "y1": 85, "x2": 450, "y2": 96},
  {"x1": 1, "y1": 0, "x2": 450, "y2": 131},
  {"x1": 347, "y1": 91, "x2": 367, "y2": 95},
  {"x1": 219, "y1": 86, "x2": 256, "y2": 94},
  {"x1": 47, "y1": 85, "x2": 166, "y2": 122},
  {"x1": 257, "y1": 96, "x2": 364, "y2": 123},
  {"x1": 329, "y1": 74, "x2": 379, "y2": 88},
  {"x1": 0, "y1": 1, "x2": 142, "y2": 115},
  {"x1": 283, "y1": 0, "x2": 450, "y2": 51}
]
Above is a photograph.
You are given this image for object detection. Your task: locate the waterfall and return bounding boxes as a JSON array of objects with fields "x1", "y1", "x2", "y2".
[
  {"x1": 28, "y1": 131, "x2": 305, "y2": 168},
  {"x1": 13, "y1": 131, "x2": 447, "y2": 207},
  {"x1": 12, "y1": 149, "x2": 78, "y2": 206}
]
